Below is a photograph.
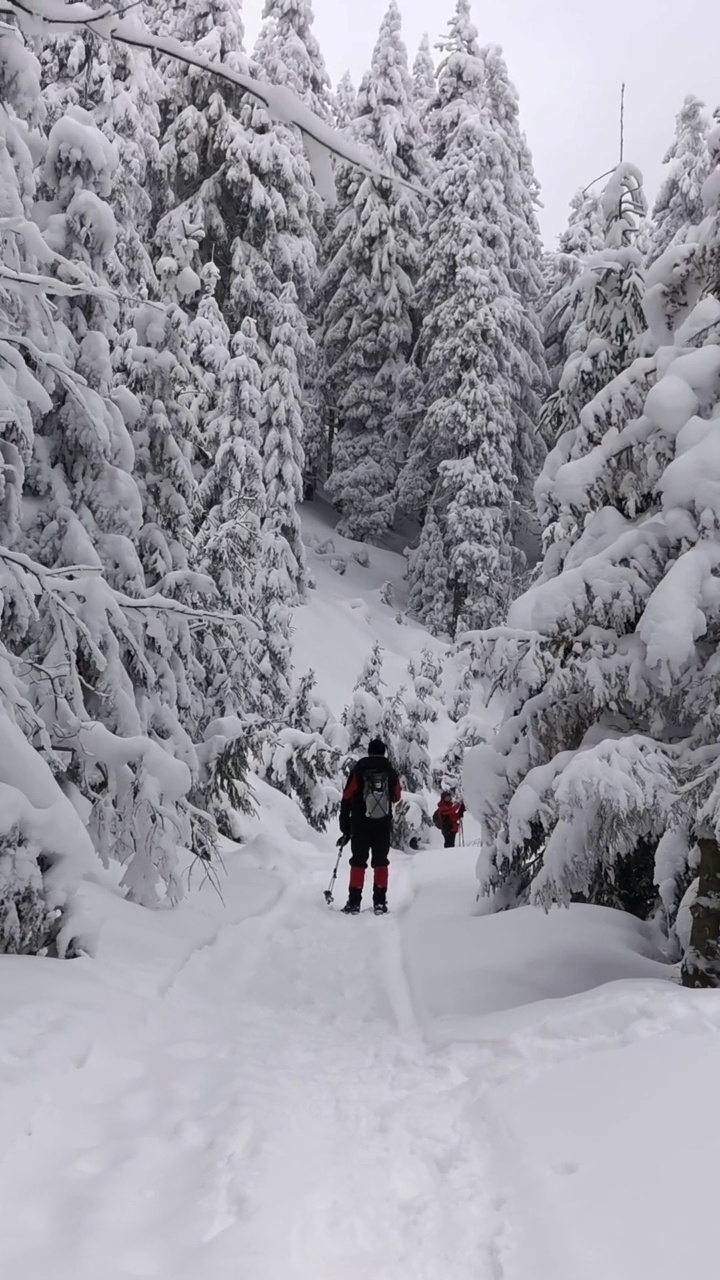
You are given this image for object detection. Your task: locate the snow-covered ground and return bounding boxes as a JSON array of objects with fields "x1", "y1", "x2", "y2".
[{"x1": 1, "y1": 506, "x2": 716, "y2": 1280}]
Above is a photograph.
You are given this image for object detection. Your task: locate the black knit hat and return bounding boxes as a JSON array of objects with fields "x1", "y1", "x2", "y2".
[{"x1": 368, "y1": 738, "x2": 387, "y2": 756}]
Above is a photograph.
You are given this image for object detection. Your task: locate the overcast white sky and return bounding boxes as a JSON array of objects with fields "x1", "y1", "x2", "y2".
[{"x1": 244, "y1": 0, "x2": 720, "y2": 244}]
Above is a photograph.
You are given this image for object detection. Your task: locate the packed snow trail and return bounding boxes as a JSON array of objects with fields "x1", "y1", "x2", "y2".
[{"x1": 0, "y1": 857, "x2": 509, "y2": 1280}]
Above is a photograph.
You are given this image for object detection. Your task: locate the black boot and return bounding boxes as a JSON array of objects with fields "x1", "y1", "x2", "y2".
[
  {"x1": 373, "y1": 888, "x2": 388, "y2": 916},
  {"x1": 342, "y1": 887, "x2": 362, "y2": 915}
]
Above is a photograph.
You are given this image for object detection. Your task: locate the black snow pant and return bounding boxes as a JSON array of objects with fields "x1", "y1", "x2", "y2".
[
  {"x1": 349, "y1": 819, "x2": 391, "y2": 868},
  {"x1": 442, "y1": 824, "x2": 457, "y2": 849}
]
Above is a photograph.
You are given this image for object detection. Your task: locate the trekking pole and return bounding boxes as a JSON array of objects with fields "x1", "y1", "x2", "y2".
[
  {"x1": 459, "y1": 819, "x2": 465, "y2": 846},
  {"x1": 324, "y1": 837, "x2": 348, "y2": 905}
]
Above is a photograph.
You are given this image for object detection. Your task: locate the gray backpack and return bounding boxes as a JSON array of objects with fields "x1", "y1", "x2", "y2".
[{"x1": 363, "y1": 768, "x2": 390, "y2": 820}]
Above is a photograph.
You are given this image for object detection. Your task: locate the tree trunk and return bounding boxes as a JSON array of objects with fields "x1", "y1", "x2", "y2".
[{"x1": 682, "y1": 836, "x2": 720, "y2": 988}]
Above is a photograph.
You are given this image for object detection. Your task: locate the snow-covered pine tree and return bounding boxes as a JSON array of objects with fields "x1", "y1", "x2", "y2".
[
  {"x1": 191, "y1": 313, "x2": 268, "y2": 821},
  {"x1": 648, "y1": 95, "x2": 709, "y2": 264},
  {"x1": 333, "y1": 70, "x2": 356, "y2": 130},
  {"x1": 465, "y1": 124, "x2": 720, "y2": 954},
  {"x1": 378, "y1": 687, "x2": 429, "y2": 848},
  {"x1": 260, "y1": 282, "x2": 309, "y2": 600},
  {"x1": 0, "y1": 32, "x2": 222, "y2": 915},
  {"x1": 260, "y1": 672, "x2": 343, "y2": 829},
  {"x1": 253, "y1": 0, "x2": 332, "y2": 123},
  {"x1": 343, "y1": 642, "x2": 385, "y2": 755},
  {"x1": 0, "y1": 26, "x2": 103, "y2": 954},
  {"x1": 541, "y1": 188, "x2": 606, "y2": 397},
  {"x1": 538, "y1": 163, "x2": 648, "y2": 479},
  {"x1": 252, "y1": 0, "x2": 328, "y2": 497},
  {"x1": 395, "y1": 685, "x2": 432, "y2": 793},
  {"x1": 398, "y1": 0, "x2": 523, "y2": 633},
  {"x1": 478, "y1": 42, "x2": 548, "y2": 554},
  {"x1": 36, "y1": 7, "x2": 163, "y2": 312},
  {"x1": 157, "y1": 0, "x2": 318, "y2": 340},
  {"x1": 406, "y1": 506, "x2": 451, "y2": 635},
  {"x1": 320, "y1": 0, "x2": 424, "y2": 541},
  {"x1": 411, "y1": 32, "x2": 435, "y2": 113},
  {"x1": 436, "y1": 716, "x2": 487, "y2": 793}
]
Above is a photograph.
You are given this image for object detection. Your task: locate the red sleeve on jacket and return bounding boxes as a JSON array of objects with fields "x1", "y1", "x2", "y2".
[
  {"x1": 392, "y1": 776, "x2": 401, "y2": 803},
  {"x1": 342, "y1": 770, "x2": 360, "y2": 802}
]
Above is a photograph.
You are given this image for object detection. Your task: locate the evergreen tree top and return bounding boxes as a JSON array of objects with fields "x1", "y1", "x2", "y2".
[
  {"x1": 351, "y1": 1, "x2": 425, "y2": 182},
  {"x1": 478, "y1": 42, "x2": 520, "y2": 129},
  {"x1": 436, "y1": 0, "x2": 483, "y2": 81},
  {"x1": 412, "y1": 32, "x2": 435, "y2": 106},
  {"x1": 334, "y1": 69, "x2": 357, "y2": 129},
  {"x1": 254, "y1": 0, "x2": 332, "y2": 120}
]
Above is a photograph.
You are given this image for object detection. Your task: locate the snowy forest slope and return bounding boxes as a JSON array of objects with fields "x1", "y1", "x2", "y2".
[{"x1": 1, "y1": 463, "x2": 717, "y2": 1280}]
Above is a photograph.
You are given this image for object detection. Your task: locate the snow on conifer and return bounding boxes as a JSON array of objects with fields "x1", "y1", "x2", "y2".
[
  {"x1": 259, "y1": 672, "x2": 343, "y2": 830},
  {"x1": 541, "y1": 188, "x2": 607, "y2": 397},
  {"x1": 261, "y1": 282, "x2": 309, "y2": 600},
  {"x1": 320, "y1": 0, "x2": 424, "y2": 542},
  {"x1": 648, "y1": 95, "x2": 710, "y2": 264},
  {"x1": 538, "y1": 163, "x2": 648, "y2": 466},
  {"x1": 253, "y1": 0, "x2": 332, "y2": 123},
  {"x1": 411, "y1": 32, "x2": 436, "y2": 112},
  {"x1": 333, "y1": 70, "x2": 357, "y2": 129},
  {"x1": 398, "y1": 0, "x2": 524, "y2": 633},
  {"x1": 478, "y1": 42, "x2": 548, "y2": 546},
  {"x1": 343, "y1": 642, "x2": 386, "y2": 755},
  {"x1": 465, "y1": 131, "x2": 720, "y2": 956}
]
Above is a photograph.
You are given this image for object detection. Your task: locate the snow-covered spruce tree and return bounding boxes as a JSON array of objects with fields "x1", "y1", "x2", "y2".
[
  {"x1": 252, "y1": 0, "x2": 328, "y2": 495},
  {"x1": 253, "y1": 0, "x2": 332, "y2": 124},
  {"x1": 157, "y1": 0, "x2": 318, "y2": 344},
  {"x1": 196, "y1": 314, "x2": 265, "y2": 708},
  {"x1": 541, "y1": 188, "x2": 606, "y2": 397},
  {"x1": 260, "y1": 282, "x2": 309, "y2": 600},
  {"x1": 398, "y1": 0, "x2": 523, "y2": 633},
  {"x1": 437, "y1": 716, "x2": 487, "y2": 793},
  {"x1": 259, "y1": 672, "x2": 343, "y2": 829},
  {"x1": 320, "y1": 0, "x2": 424, "y2": 541},
  {"x1": 478, "y1": 42, "x2": 548, "y2": 551},
  {"x1": 406, "y1": 505, "x2": 452, "y2": 635},
  {"x1": 191, "y1": 313, "x2": 270, "y2": 824},
  {"x1": 379, "y1": 688, "x2": 429, "y2": 848},
  {"x1": 412, "y1": 32, "x2": 435, "y2": 113},
  {"x1": 36, "y1": 8, "x2": 163, "y2": 312},
  {"x1": 465, "y1": 127, "x2": 720, "y2": 953},
  {"x1": 0, "y1": 32, "x2": 222, "y2": 915},
  {"x1": 538, "y1": 163, "x2": 648, "y2": 458},
  {"x1": 343, "y1": 642, "x2": 385, "y2": 755},
  {"x1": 333, "y1": 70, "x2": 356, "y2": 130},
  {"x1": 648, "y1": 95, "x2": 709, "y2": 265},
  {"x1": 395, "y1": 685, "x2": 432, "y2": 793},
  {"x1": 0, "y1": 27, "x2": 103, "y2": 953}
]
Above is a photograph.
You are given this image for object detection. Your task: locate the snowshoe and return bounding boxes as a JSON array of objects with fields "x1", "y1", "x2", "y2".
[
  {"x1": 341, "y1": 900, "x2": 361, "y2": 915},
  {"x1": 373, "y1": 902, "x2": 388, "y2": 915}
]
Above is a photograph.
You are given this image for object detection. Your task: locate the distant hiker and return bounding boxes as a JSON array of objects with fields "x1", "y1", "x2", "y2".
[
  {"x1": 337, "y1": 737, "x2": 401, "y2": 915},
  {"x1": 433, "y1": 792, "x2": 465, "y2": 848}
]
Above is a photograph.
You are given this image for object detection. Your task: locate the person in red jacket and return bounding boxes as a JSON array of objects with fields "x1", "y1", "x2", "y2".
[
  {"x1": 434, "y1": 791, "x2": 465, "y2": 848},
  {"x1": 337, "y1": 738, "x2": 401, "y2": 914}
]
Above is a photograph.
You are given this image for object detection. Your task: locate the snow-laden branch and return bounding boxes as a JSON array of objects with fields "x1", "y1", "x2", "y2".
[
  {"x1": 0, "y1": 546, "x2": 260, "y2": 636},
  {"x1": 0, "y1": 263, "x2": 113, "y2": 300},
  {"x1": 7, "y1": 0, "x2": 426, "y2": 204}
]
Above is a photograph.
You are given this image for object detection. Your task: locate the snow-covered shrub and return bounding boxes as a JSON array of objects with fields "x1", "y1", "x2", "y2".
[{"x1": 0, "y1": 712, "x2": 96, "y2": 956}]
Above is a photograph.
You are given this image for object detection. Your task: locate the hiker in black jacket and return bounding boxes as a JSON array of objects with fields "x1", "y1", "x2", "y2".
[{"x1": 337, "y1": 738, "x2": 401, "y2": 915}]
